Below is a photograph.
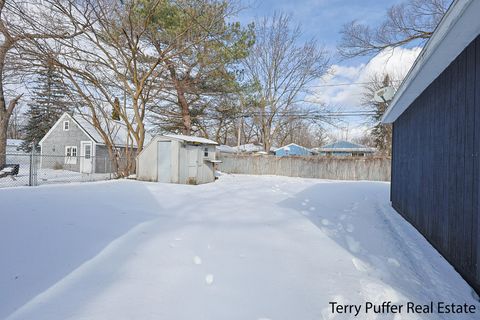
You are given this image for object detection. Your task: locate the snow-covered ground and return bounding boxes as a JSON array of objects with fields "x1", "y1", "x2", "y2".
[
  {"x1": 0, "y1": 154, "x2": 111, "y2": 188},
  {"x1": 0, "y1": 175, "x2": 477, "y2": 320}
]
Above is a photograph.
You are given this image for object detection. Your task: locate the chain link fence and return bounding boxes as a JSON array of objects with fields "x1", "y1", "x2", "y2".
[{"x1": 0, "y1": 151, "x2": 122, "y2": 189}]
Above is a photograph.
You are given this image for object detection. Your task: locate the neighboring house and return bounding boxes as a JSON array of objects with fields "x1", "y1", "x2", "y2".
[
  {"x1": 39, "y1": 112, "x2": 145, "y2": 173},
  {"x1": 274, "y1": 143, "x2": 312, "y2": 157},
  {"x1": 6, "y1": 139, "x2": 24, "y2": 154},
  {"x1": 382, "y1": 0, "x2": 480, "y2": 293},
  {"x1": 136, "y1": 134, "x2": 219, "y2": 184},
  {"x1": 231, "y1": 143, "x2": 276, "y2": 154},
  {"x1": 231, "y1": 143, "x2": 263, "y2": 153},
  {"x1": 216, "y1": 144, "x2": 235, "y2": 154},
  {"x1": 315, "y1": 140, "x2": 376, "y2": 157}
]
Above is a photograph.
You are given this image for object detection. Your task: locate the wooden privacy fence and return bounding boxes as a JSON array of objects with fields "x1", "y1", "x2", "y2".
[{"x1": 218, "y1": 154, "x2": 391, "y2": 181}]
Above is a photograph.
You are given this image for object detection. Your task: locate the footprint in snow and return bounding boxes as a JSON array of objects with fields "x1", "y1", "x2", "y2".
[
  {"x1": 351, "y1": 257, "x2": 369, "y2": 272},
  {"x1": 305, "y1": 199, "x2": 310, "y2": 202},
  {"x1": 309, "y1": 206, "x2": 316, "y2": 211},
  {"x1": 346, "y1": 224, "x2": 354, "y2": 233},
  {"x1": 387, "y1": 258, "x2": 400, "y2": 267},
  {"x1": 301, "y1": 202, "x2": 307, "y2": 206},
  {"x1": 321, "y1": 219, "x2": 330, "y2": 226},
  {"x1": 205, "y1": 274, "x2": 214, "y2": 285},
  {"x1": 301, "y1": 210, "x2": 309, "y2": 216},
  {"x1": 193, "y1": 256, "x2": 202, "y2": 265},
  {"x1": 345, "y1": 235, "x2": 361, "y2": 253},
  {"x1": 174, "y1": 237, "x2": 182, "y2": 241}
]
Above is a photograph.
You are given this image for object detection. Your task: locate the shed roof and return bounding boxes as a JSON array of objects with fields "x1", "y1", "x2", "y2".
[
  {"x1": 163, "y1": 134, "x2": 218, "y2": 145},
  {"x1": 317, "y1": 140, "x2": 376, "y2": 153},
  {"x1": 382, "y1": 0, "x2": 480, "y2": 123}
]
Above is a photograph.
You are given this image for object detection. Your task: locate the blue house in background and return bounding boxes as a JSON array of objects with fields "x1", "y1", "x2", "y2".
[
  {"x1": 274, "y1": 143, "x2": 312, "y2": 157},
  {"x1": 316, "y1": 140, "x2": 375, "y2": 157}
]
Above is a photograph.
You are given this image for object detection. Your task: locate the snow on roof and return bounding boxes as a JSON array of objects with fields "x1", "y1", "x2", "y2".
[
  {"x1": 163, "y1": 134, "x2": 218, "y2": 145},
  {"x1": 216, "y1": 145, "x2": 235, "y2": 153},
  {"x1": 72, "y1": 114, "x2": 152, "y2": 148},
  {"x1": 230, "y1": 143, "x2": 277, "y2": 153},
  {"x1": 7, "y1": 139, "x2": 23, "y2": 147},
  {"x1": 317, "y1": 140, "x2": 376, "y2": 152},
  {"x1": 231, "y1": 143, "x2": 263, "y2": 152},
  {"x1": 382, "y1": 0, "x2": 479, "y2": 123}
]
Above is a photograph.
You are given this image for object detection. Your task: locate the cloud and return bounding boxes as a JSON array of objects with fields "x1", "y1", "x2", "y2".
[{"x1": 310, "y1": 46, "x2": 422, "y2": 110}]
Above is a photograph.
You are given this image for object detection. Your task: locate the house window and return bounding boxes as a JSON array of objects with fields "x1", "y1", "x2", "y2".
[
  {"x1": 63, "y1": 121, "x2": 70, "y2": 131},
  {"x1": 204, "y1": 147, "x2": 209, "y2": 157},
  {"x1": 65, "y1": 146, "x2": 77, "y2": 164}
]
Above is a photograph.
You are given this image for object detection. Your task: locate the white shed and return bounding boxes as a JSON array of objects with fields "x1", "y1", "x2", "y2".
[{"x1": 136, "y1": 134, "x2": 219, "y2": 184}]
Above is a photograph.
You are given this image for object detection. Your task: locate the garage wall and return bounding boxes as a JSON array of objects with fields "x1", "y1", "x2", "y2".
[{"x1": 391, "y1": 34, "x2": 480, "y2": 293}]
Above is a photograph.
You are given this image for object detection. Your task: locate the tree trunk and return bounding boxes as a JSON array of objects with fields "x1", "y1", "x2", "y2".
[
  {"x1": 166, "y1": 63, "x2": 191, "y2": 135},
  {"x1": 0, "y1": 116, "x2": 7, "y2": 166}
]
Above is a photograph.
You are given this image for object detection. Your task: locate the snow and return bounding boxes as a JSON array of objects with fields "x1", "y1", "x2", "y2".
[
  {"x1": 231, "y1": 143, "x2": 265, "y2": 152},
  {"x1": 72, "y1": 114, "x2": 152, "y2": 148},
  {"x1": 163, "y1": 134, "x2": 218, "y2": 145},
  {"x1": 6, "y1": 139, "x2": 24, "y2": 147},
  {"x1": 216, "y1": 144, "x2": 235, "y2": 153},
  {"x1": 0, "y1": 175, "x2": 478, "y2": 320}
]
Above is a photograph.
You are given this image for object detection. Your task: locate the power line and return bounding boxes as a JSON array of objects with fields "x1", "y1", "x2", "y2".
[{"x1": 306, "y1": 80, "x2": 402, "y2": 88}]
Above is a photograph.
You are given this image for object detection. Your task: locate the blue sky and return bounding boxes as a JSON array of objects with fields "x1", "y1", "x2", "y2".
[
  {"x1": 237, "y1": 0, "x2": 420, "y2": 140},
  {"x1": 238, "y1": 0, "x2": 401, "y2": 66}
]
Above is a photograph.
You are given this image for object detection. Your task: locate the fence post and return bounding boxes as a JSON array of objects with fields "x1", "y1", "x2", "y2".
[
  {"x1": 28, "y1": 143, "x2": 37, "y2": 186},
  {"x1": 28, "y1": 148, "x2": 33, "y2": 186}
]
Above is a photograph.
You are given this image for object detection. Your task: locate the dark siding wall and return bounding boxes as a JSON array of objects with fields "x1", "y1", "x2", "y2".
[{"x1": 392, "y1": 34, "x2": 480, "y2": 293}]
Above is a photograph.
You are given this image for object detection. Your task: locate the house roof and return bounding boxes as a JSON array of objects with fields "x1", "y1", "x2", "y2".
[
  {"x1": 231, "y1": 143, "x2": 264, "y2": 152},
  {"x1": 39, "y1": 113, "x2": 151, "y2": 148},
  {"x1": 274, "y1": 143, "x2": 311, "y2": 152},
  {"x1": 163, "y1": 134, "x2": 218, "y2": 145},
  {"x1": 216, "y1": 145, "x2": 235, "y2": 153},
  {"x1": 382, "y1": 0, "x2": 480, "y2": 123},
  {"x1": 316, "y1": 140, "x2": 376, "y2": 153}
]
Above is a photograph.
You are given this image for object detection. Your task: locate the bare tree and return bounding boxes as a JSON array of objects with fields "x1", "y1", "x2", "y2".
[
  {"x1": 31, "y1": 0, "x2": 216, "y2": 175},
  {"x1": 7, "y1": 104, "x2": 25, "y2": 139},
  {"x1": 0, "y1": 0, "x2": 81, "y2": 165},
  {"x1": 243, "y1": 12, "x2": 330, "y2": 152},
  {"x1": 338, "y1": 0, "x2": 450, "y2": 59}
]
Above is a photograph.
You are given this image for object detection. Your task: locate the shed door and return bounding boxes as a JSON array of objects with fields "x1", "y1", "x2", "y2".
[
  {"x1": 157, "y1": 141, "x2": 171, "y2": 183},
  {"x1": 187, "y1": 146, "x2": 199, "y2": 181}
]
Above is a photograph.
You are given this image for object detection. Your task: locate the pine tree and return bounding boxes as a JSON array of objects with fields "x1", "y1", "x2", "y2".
[
  {"x1": 362, "y1": 74, "x2": 393, "y2": 156},
  {"x1": 21, "y1": 63, "x2": 72, "y2": 151}
]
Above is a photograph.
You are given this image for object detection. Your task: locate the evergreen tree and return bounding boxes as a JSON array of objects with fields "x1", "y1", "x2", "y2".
[
  {"x1": 362, "y1": 74, "x2": 393, "y2": 156},
  {"x1": 21, "y1": 63, "x2": 72, "y2": 151}
]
